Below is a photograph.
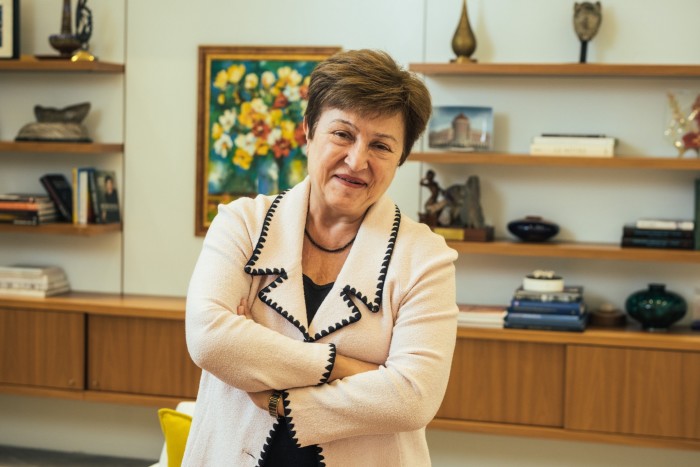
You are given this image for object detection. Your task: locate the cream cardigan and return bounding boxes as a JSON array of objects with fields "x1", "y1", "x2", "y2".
[{"x1": 183, "y1": 177, "x2": 458, "y2": 466}]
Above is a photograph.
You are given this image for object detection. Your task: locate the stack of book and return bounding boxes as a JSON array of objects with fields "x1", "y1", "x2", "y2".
[
  {"x1": 505, "y1": 285, "x2": 588, "y2": 332},
  {"x1": 0, "y1": 194, "x2": 57, "y2": 226},
  {"x1": 529, "y1": 134, "x2": 616, "y2": 157},
  {"x1": 621, "y1": 218, "x2": 695, "y2": 250},
  {"x1": 457, "y1": 304, "x2": 507, "y2": 328},
  {"x1": 0, "y1": 264, "x2": 71, "y2": 298}
]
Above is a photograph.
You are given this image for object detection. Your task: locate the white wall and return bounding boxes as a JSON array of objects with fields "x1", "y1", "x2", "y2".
[{"x1": 1, "y1": 0, "x2": 700, "y2": 464}]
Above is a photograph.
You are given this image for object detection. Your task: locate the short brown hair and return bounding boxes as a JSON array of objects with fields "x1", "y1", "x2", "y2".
[{"x1": 305, "y1": 49, "x2": 431, "y2": 165}]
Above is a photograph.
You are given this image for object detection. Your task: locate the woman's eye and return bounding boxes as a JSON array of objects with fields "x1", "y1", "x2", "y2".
[{"x1": 332, "y1": 130, "x2": 352, "y2": 140}]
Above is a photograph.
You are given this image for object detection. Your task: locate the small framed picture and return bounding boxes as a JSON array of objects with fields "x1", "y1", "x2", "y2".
[
  {"x1": 0, "y1": 0, "x2": 19, "y2": 59},
  {"x1": 428, "y1": 106, "x2": 494, "y2": 151}
]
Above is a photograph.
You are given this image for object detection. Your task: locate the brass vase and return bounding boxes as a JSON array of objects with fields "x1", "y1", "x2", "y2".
[{"x1": 451, "y1": 0, "x2": 477, "y2": 63}]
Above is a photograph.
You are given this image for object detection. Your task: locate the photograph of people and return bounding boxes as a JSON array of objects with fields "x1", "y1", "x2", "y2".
[{"x1": 184, "y1": 48, "x2": 459, "y2": 466}]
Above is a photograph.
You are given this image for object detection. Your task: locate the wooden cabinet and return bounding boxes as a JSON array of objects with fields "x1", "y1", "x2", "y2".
[
  {"x1": 0, "y1": 293, "x2": 196, "y2": 408},
  {"x1": 0, "y1": 307, "x2": 84, "y2": 390},
  {"x1": 431, "y1": 327, "x2": 700, "y2": 451},
  {"x1": 88, "y1": 315, "x2": 200, "y2": 398}
]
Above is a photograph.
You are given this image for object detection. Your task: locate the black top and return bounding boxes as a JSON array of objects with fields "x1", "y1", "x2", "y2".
[{"x1": 264, "y1": 275, "x2": 334, "y2": 466}]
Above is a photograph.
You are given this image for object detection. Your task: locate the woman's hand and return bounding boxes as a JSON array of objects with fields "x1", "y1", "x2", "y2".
[
  {"x1": 237, "y1": 297, "x2": 252, "y2": 319},
  {"x1": 247, "y1": 390, "x2": 284, "y2": 416}
]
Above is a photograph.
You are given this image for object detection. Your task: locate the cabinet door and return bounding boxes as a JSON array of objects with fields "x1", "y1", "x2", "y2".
[
  {"x1": 0, "y1": 308, "x2": 84, "y2": 390},
  {"x1": 566, "y1": 345, "x2": 700, "y2": 440},
  {"x1": 87, "y1": 315, "x2": 200, "y2": 398},
  {"x1": 436, "y1": 338, "x2": 565, "y2": 427}
]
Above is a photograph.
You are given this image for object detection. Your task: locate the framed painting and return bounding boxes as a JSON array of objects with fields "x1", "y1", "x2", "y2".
[
  {"x1": 428, "y1": 106, "x2": 494, "y2": 152},
  {"x1": 0, "y1": 0, "x2": 19, "y2": 59},
  {"x1": 195, "y1": 45, "x2": 341, "y2": 236}
]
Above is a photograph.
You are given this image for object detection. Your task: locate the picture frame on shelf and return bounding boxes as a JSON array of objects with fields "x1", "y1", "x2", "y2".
[
  {"x1": 428, "y1": 105, "x2": 493, "y2": 152},
  {"x1": 0, "y1": 0, "x2": 19, "y2": 59},
  {"x1": 195, "y1": 45, "x2": 340, "y2": 236}
]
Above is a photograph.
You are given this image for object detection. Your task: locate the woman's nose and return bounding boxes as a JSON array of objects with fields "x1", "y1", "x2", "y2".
[{"x1": 344, "y1": 144, "x2": 369, "y2": 171}]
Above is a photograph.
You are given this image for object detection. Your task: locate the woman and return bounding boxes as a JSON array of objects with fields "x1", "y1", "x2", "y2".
[{"x1": 184, "y1": 49, "x2": 458, "y2": 466}]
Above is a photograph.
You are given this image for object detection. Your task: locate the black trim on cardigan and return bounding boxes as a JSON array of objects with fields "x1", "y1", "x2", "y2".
[
  {"x1": 319, "y1": 343, "x2": 337, "y2": 385},
  {"x1": 279, "y1": 390, "x2": 327, "y2": 467},
  {"x1": 342, "y1": 205, "x2": 401, "y2": 313},
  {"x1": 256, "y1": 419, "x2": 281, "y2": 467},
  {"x1": 244, "y1": 190, "x2": 288, "y2": 275}
]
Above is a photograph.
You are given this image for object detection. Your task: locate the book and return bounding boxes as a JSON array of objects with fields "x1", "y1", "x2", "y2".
[
  {"x1": 529, "y1": 143, "x2": 614, "y2": 157},
  {"x1": 0, "y1": 193, "x2": 51, "y2": 203},
  {"x1": 504, "y1": 312, "x2": 588, "y2": 332},
  {"x1": 77, "y1": 167, "x2": 92, "y2": 225},
  {"x1": 622, "y1": 224, "x2": 693, "y2": 239},
  {"x1": 94, "y1": 170, "x2": 121, "y2": 223},
  {"x1": 512, "y1": 285, "x2": 583, "y2": 303},
  {"x1": 457, "y1": 304, "x2": 506, "y2": 328},
  {"x1": 635, "y1": 218, "x2": 694, "y2": 231},
  {"x1": 40, "y1": 173, "x2": 73, "y2": 222},
  {"x1": 695, "y1": 179, "x2": 700, "y2": 251},
  {"x1": 0, "y1": 282, "x2": 71, "y2": 298},
  {"x1": 509, "y1": 299, "x2": 585, "y2": 315},
  {"x1": 621, "y1": 236, "x2": 694, "y2": 250},
  {"x1": 0, "y1": 264, "x2": 66, "y2": 278},
  {"x1": 0, "y1": 275, "x2": 68, "y2": 290},
  {"x1": 533, "y1": 136, "x2": 616, "y2": 146},
  {"x1": 88, "y1": 169, "x2": 102, "y2": 223}
]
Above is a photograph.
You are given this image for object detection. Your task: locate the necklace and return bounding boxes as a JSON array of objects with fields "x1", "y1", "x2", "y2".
[{"x1": 304, "y1": 228, "x2": 356, "y2": 254}]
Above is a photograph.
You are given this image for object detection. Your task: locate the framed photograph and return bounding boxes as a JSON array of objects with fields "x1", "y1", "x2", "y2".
[
  {"x1": 195, "y1": 45, "x2": 341, "y2": 235},
  {"x1": 428, "y1": 106, "x2": 494, "y2": 152},
  {"x1": 0, "y1": 0, "x2": 19, "y2": 59}
]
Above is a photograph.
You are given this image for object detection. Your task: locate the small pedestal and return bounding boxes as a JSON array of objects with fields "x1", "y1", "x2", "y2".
[{"x1": 433, "y1": 226, "x2": 494, "y2": 242}]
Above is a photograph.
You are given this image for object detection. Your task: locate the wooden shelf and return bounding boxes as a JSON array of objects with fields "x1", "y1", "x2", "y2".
[
  {"x1": 409, "y1": 62, "x2": 700, "y2": 78},
  {"x1": 448, "y1": 240, "x2": 700, "y2": 264},
  {"x1": 0, "y1": 141, "x2": 123, "y2": 154},
  {"x1": 0, "y1": 223, "x2": 122, "y2": 236},
  {"x1": 0, "y1": 58, "x2": 124, "y2": 73},
  {"x1": 411, "y1": 152, "x2": 700, "y2": 170}
]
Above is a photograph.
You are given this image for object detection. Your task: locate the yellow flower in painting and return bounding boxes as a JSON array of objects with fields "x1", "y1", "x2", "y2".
[
  {"x1": 244, "y1": 73, "x2": 259, "y2": 90},
  {"x1": 238, "y1": 102, "x2": 254, "y2": 128},
  {"x1": 227, "y1": 64, "x2": 246, "y2": 84},
  {"x1": 276, "y1": 66, "x2": 292, "y2": 86},
  {"x1": 217, "y1": 93, "x2": 225, "y2": 105},
  {"x1": 211, "y1": 122, "x2": 223, "y2": 141},
  {"x1": 255, "y1": 140, "x2": 270, "y2": 156},
  {"x1": 213, "y1": 70, "x2": 228, "y2": 90},
  {"x1": 233, "y1": 148, "x2": 253, "y2": 170},
  {"x1": 261, "y1": 71, "x2": 275, "y2": 89},
  {"x1": 288, "y1": 69, "x2": 303, "y2": 87},
  {"x1": 268, "y1": 109, "x2": 283, "y2": 127},
  {"x1": 280, "y1": 120, "x2": 296, "y2": 145}
]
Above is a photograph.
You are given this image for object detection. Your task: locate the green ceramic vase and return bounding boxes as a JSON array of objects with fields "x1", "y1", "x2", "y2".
[{"x1": 625, "y1": 283, "x2": 687, "y2": 331}]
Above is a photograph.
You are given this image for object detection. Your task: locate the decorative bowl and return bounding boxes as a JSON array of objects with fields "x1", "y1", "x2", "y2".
[
  {"x1": 625, "y1": 283, "x2": 687, "y2": 331},
  {"x1": 49, "y1": 34, "x2": 82, "y2": 56},
  {"x1": 507, "y1": 216, "x2": 559, "y2": 242}
]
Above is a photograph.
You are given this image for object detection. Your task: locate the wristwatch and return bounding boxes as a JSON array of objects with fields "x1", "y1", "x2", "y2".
[{"x1": 268, "y1": 391, "x2": 282, "y2": 418}]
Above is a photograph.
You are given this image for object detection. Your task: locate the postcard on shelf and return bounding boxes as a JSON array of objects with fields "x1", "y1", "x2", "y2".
[
  {"x1": 94, "y1": 170, "x2": 121, "y2": 224},
  {"x1": 428, "y1": 106, "x2": 493, "y2": 152}
]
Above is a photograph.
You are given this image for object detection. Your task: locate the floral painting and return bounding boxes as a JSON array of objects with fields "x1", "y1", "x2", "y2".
[{"x1": 196, "y1": 46, "x2": 340, "y2": 235}]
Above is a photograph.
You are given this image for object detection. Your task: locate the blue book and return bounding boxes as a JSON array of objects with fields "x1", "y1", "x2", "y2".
[
  {"x1": 505, "y1": 312, "x2": 588, "y2": 332},
  {"x1": 509, "y1": 299, "x2": 585, "y2": 315}
]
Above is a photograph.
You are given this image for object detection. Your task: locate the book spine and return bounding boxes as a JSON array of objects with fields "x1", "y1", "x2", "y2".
[
  {"x1": 695, "y1": 178, "x2": 700, "y2": 251},
  {"x1": 533, "y1": 137, "x2": 616, "y2": 146},
  {"x1": 507, "y1": 311, "x2": 587, "y2": 321},
  {"x1": 508, "y1": 303, "x2": 585, "y2": 316},
  {"x1": 622, "y1": 226, "x2": 693, "y2": 239},
  {"x1": 504, "y1": 321, "x2": 585, "y2": 332},
  {"x1": 40, "y1": 175, "x2": 72, "y2": 221},
  {"x1": 88, "y1": 169, "x2": 102, "y2": 224},
  {"x1": 72, "y1": 168, "x2": 79, "y2": 224},
  {"x1": 529, "y1": 144, "x2": 614, "y2": 157},
  {"x1": 635, "y1": 219, "x2": 694, "y2": 230},
  {"x1": 621, "y1": 236, "x2": 694, "y2": 249},
  {"x1": 78, "y1": 169, "x2": 90, "y2": 225}
]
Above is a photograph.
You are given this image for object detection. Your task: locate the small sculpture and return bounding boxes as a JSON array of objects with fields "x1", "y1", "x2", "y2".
[
  {"x1": 419, "y1": 171, "x2": 493, "y2": 242},
  {"x1": 451, "y1": 0, "x2": 477, "y2": 63},
  {"x1": 15, "y1": 102, "x2": 92, "y2": 142},
  {"x1": 665, "y1": 92, "x2": 700, "y2": 157},
  {"x1": 573, "y1": 2, "x2": 602, "y2": 63},
  {"x1": 72, "y1": 0, "x2": 96, "y2": 62}
]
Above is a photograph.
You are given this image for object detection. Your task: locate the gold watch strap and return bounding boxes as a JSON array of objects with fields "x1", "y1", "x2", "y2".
[{"x1": 268, "y1": 391, "x2": 282, "y2": 418}]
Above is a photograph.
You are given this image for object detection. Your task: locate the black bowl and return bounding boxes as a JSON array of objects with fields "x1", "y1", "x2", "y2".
[{"x1": 508, "y1": 216, "x2": 559, "y2": 242}]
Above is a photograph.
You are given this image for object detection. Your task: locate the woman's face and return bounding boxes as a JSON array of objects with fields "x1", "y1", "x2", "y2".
[{"x1": 305, "y1": 108, "x2": 405, "y2": 221}]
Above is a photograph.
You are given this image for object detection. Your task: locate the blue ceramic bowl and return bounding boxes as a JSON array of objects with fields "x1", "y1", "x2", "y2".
[{"x1": 508, "y1": 216, "x2": 559, "y2": 242}]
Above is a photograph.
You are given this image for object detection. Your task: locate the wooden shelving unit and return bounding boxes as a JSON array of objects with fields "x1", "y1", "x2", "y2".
[
  {"x1": 408, "y1": 62, "x2": 700, "y2": 78},
  {"x1": 0, "y1": 58, "x2": 124, "y2": 73},
  {"x1": 0, "y1": 141, "x2": 124, "y2": 154},
  {"x1": 411, "y1": 152, "x2": 700, "y2": 170},
  {"x1": 0, "y1": 223, "x2": 121, "y2": 236}
]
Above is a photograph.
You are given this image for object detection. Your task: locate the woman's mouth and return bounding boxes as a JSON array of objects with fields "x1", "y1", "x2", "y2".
[{"x1": 335, "y1": 174, "x2": 367, "y2": 187}]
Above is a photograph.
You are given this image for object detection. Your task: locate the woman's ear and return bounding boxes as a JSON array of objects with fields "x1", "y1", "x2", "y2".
[{"x1": 302, "y1": 117, "x2": 310, "y2": 140}]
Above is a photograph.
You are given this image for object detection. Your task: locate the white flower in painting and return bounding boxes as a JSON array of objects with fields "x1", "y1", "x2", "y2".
[
  {"x1": 283, "y1": 85, "x2": 301, "y2": 102},
  {"x1": 250, "y1": 97, "x2": 268, "y2": 115},
  {"x1": 261, "y1": 71, "x2": 276, "y2": 89},
  {"x1": 235, "y1": 132, "x2": 258, "y2": 155},
  {"x1": 266, "y1": 127, "x2": 283, "y2": 147},
  {"x1": 214, "y1": 133, "x2": 233, "y2": 158},
  {"x1": 244, "y1": 73, "x2": 259, "y2": 90},
  {"x1": 218, "y1": 109, "x2": 236, "y2": 132}
]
